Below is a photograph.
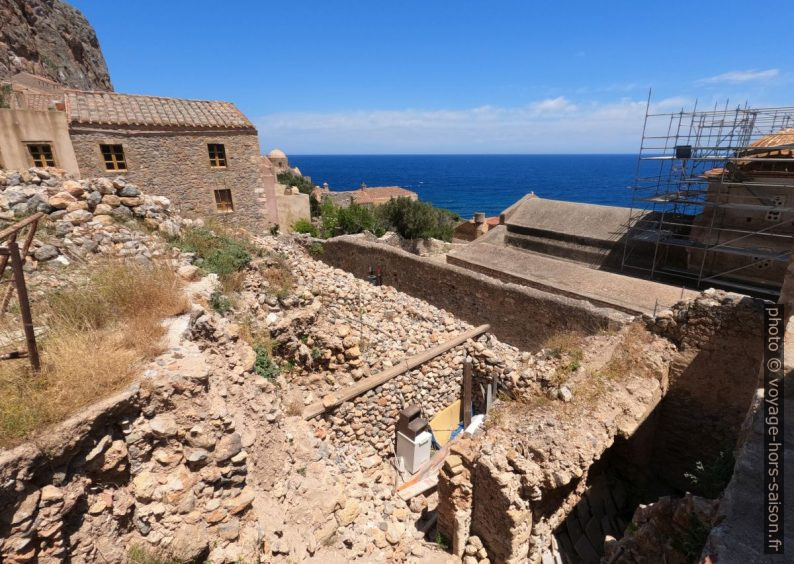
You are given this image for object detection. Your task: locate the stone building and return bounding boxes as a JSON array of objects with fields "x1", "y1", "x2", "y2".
[
  {"x1": 312, "y1": 183, "x2": 418, "y2": 208},
  {"x1": 266, "y1": 148, "x2": 290, "y2": 173},
  {"x1": 0, "y1": 72, "x2": 278, "y2": 228},
  {"x1": 687, "y1": 128, "x2": 794, "y2": 290}
]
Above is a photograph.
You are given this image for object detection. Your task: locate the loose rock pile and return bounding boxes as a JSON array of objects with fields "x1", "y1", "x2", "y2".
[
  {"x1": 235, "y1": 236, "x2": 565, "y2": 457},
  {"x1": 0, "y1": 168, "x2": 185, "y2": 266},
  {"x1": 603, "y1": 494, "x2": 718, "y2": 563}
]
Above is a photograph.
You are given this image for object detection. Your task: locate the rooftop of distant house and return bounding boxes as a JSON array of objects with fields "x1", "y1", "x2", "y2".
[{"x1": 312, "y1": 184, "x2": 418, "y2": 206}]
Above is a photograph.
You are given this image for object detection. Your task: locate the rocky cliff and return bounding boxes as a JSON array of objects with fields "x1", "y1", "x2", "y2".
[{"x1": 0, "y1": 0, "x2": 112, "y2": 90}]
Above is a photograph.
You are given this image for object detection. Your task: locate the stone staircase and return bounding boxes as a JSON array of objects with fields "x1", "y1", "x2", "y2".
[{"x1": 552, "y1": 475, "x2": 630, "y2": 564}]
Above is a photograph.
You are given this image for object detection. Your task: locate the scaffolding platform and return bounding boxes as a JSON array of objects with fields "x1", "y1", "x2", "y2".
[{"x1": 619, "y1": 99, "x2": 794, "y2": 297}]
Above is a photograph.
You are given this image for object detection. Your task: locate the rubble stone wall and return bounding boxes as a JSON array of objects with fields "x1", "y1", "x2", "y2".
[
  {"x1": 646, "y1": 290, "x2": 764, "y2": 489},
  {"x1": 325, "y1": 339, "x2": 521, "y2": 457},
  {"x1": 70, "y1": 128, "x2": 270, "y2": 228},
  {"x1": 316, "y1": 236, "x2": 630, "y2": 350}
]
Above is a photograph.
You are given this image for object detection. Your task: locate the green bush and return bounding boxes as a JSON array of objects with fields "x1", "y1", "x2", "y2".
[
  {"x1": 337, "y1": 203, "x2": 383, "y2": 236},
  {"x1": 671, "y1": 514, "x2": 711, "y2": 563},
  {"x1": 292, "y1": 218, "x2": 318, "y2": 237},
  {"x1": 318, "y1": 199, "x2": 339, "y2": 238},
  {"x1": 309, "y1": 242, "x2": 324, "y2": 256},
  {"x1": 311, "y1": 196, "x2": 459, "y2": 241},
  {"x1": 277, "y1": 171, "x2": 315, "y2": 195},
  {"x1": 175, "y1": 226, "x2": 252, "y2": 278},
  {"x1": 209, "y1": 291, "x2": 232, "y2": 314},
  {"x1": 253, "y1": 346, "x2": 280, "y2": 380},
  {"x1": 375, "y1": 197, "x2": 459, "y2": 241}
]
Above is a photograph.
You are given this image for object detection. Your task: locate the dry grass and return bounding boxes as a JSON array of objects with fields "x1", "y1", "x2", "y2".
[
  {"x1": 544, "y1": 331, "x2": 585, "y2": 384},
  {"x1": 260, "y1": 255, "x2": 295, "y2": 299},
  {"x1": 594, "y1": 322, "x2": 653, "y2": 382},
  {"x1": 578, "y1": 322, "x2": 654, "y2": 402},
  {"x1": 238, "y1": 315, "x2": 275, "y2": 353},
  {"x1": 0, "y1": 261, "x2": 188, "y2": 449}
]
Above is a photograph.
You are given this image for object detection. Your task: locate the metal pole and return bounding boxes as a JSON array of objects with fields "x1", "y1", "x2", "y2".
[
  {"x1": 462, "y1": 357, "x2": 472, "y2": 427},
  {"x1": 8, "y1": 240, "x2": 40, "y2": 372}
]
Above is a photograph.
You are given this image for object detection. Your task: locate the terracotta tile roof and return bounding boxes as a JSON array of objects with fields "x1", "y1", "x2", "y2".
[
  {"x1": 749, "y1": 127, "x2": 794, "y2": 149},
  {"x1": 737, "y1": 127, "x2": 794, "y2": 161},
  {"x1": 63, "y1": 90, "x2": 255, "y2": 130},
  {"x1": 355, "y1": 186, "x2": 417, "y2": 204},
  {"x1": 315, "y1": 186, "x2": 418, "y2": 207},
  {"x1": 5, "y1": 91, "x2": 55, "y2": 112}
]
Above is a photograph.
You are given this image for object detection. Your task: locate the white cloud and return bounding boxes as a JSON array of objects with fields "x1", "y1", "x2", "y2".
[
  {"x1": 698, "y1": 69, "x2": 779, "y2": 84},
  {"x1": 655, "y1": 96, "x2": 693, "y2": 110},
  {"x1": 531, "y1": 96, "x2": 577, "y2": 113},
  {"x1": 257, "y1": 97, "x2": 655, "y2": 154}
]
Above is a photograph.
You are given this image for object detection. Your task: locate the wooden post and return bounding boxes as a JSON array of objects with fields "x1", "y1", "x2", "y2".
[
  {"x1": 462, "y1": 357, "x2": 472, "y2": 427},
  {"x1": 8, "y1": 240, "x2": 40, "y2": 372},
  {"x1": 1, "y1": 216, "x2": 38, "y2": 314}
]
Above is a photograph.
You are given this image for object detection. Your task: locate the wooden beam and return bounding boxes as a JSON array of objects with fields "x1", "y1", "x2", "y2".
[
  {"x1": 302, "y1": 323, "x2": 490, "y2": 420},
  {"x1": 0, "y1": 212, "x2": 44, "y2": 241}
]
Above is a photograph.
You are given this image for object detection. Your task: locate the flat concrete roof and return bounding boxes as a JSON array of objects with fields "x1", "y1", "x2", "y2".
[
  {"x1": 506, "y1": 196, "x2": 631, "y2": 244},
  {"x1": 448, "y1": 226, "x2": 697, "y2": 315}
]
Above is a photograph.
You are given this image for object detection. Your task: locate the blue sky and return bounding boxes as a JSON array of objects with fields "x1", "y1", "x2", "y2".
[{"x1": 71, "y1": 0, "x2": 794, "y2": 154}]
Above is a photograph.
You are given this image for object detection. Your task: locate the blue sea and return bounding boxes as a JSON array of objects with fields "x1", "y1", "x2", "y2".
[{"x1": 289, "y1": 154, "x2": 638, "y2": 218}]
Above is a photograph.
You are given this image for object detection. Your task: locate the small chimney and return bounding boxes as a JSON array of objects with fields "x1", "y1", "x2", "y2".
[{"x1": 474, "y1": 212, "x2": 485, "y2": 225}]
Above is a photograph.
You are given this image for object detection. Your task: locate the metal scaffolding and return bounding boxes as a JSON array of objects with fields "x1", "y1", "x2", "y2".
[{"x1": 620, "y1": 97, "x2": 794, "y2": 298}]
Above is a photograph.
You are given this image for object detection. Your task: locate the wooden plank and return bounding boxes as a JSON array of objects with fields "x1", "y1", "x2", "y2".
[
  {"x1": 303, "y1": 323, "x2": 490, "y2": 420},
  {"x1": 397, "y1": 473, "x2": 438, "y2": 500},
  {"x1": 0, "y1": 212, "x2": 44, "y2": 241},
  {"x1": 397, "y1": 443, "x2": 451, "y2": 498},
  {"x1": 462, "y1": 357, "x2": 472, "y2": 427}
]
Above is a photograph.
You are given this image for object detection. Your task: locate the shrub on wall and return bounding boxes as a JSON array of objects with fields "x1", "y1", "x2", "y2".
[
  {"x1": 292, "y1": 218, "x2": 318, "y2": 237},
  {"x1": 312, "y1": 197, "x2": 459, "y2": 241},
  {"x1": 337, "y1": 203, "x2": 384, "y2": 236},
  {"x1": 375, "y1": 197, "x2": 459, "y2": 241}
]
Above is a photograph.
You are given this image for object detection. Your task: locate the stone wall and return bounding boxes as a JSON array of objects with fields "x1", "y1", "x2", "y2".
[
  {"x1": 70, "y1": 127, "x2": 270, "y2": 228},
  {"x1": 323, "y1": 334, "x2": 538, "y2": 457},
  {"x1": 315, "y1": 236, "x2": 630, "y2": 351},
  {"x1": 435, "y1": 325, "x2": 671, "y2": 564},
  {"x1": 646, "y1": 289, "x2": 764, "y2": 489}
]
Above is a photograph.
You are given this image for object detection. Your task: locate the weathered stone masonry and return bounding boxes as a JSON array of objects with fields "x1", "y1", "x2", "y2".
[
  {"x1": 316, "y1": 236, "x2": 630, "y2": 351},
  {"x1": 647, "y1": 291, "x2": 764, "y2": 489},
  {"x1": 70, "y1": 128, "x2": 268, "y2": 228},
  {"x1": 323, "y1": 336, "x2": 531, "y2": 456}
]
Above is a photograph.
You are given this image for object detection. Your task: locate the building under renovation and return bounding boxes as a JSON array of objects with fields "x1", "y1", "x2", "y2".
[
  {"x1": 448, "y1": 104, "x2": 794, "y2": 308},
  {"x1": 620, "y1": 104, "x2": 794, "y2": 298}
]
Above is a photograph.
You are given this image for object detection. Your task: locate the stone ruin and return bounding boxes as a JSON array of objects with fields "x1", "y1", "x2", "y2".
[{"x1": 0, "y1": 193, "x2": 781, "y2": 562}]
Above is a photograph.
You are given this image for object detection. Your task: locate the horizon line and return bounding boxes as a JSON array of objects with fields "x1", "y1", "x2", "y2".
[{"x1": 283, "y1": 152, "x2": 638, "y2": 157}]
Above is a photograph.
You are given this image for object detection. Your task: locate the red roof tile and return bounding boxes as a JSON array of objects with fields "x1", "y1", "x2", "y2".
[{"x1": 64, "y1": 90, "x2": 254, "y2": 130}]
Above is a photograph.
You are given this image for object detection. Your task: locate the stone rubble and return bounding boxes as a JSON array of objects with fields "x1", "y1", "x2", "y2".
[
  {"x1": 0, "y1": 167, "x2": 189, "y2": 267},
  {"x1": 233, "y1": 236, "x2": 570, "y2": 458},
  {"x1": 3, "y1": 223, "x2": 525, "y2": 562},
  {"x1": 3, "y1": 200, "x2": 728, "y2": 563}
]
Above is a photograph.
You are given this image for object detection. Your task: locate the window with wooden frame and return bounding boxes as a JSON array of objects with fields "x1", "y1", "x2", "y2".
[
  {"x1": 27, "y1": 143, "x2": 56, "y2": 167},
  {"x1": 214, "y1": 189, "x2": 234, "y2": 212},
  {"x1": 208, "y1": 143, "x2": 227, "y2": 168},
  {"x1": 100, "y1": 144, "x2": 127, "y2": 171}
]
